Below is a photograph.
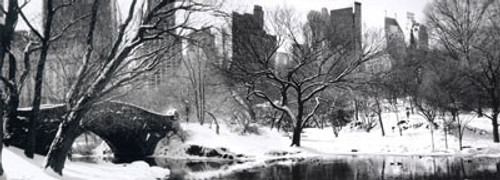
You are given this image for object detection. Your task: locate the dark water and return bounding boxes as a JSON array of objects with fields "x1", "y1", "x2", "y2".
[
  {"x1": 72, "y1": 155, "x2": 500, "y2": 180},
  {"x1": 221, "y1": 156, "x2": 500, "y2": 180}
]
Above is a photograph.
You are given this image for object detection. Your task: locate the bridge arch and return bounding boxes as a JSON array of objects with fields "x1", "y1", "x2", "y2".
[{"x1": 5, "y1": 101, "x2": 180, "y2": 159}]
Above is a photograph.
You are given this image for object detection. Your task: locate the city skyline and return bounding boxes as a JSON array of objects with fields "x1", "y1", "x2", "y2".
[{"x1": 16, "y1": 0, "x2": 430, "y2": 30}]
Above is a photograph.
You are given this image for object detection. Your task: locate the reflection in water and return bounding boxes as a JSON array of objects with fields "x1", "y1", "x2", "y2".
[
  {"x1": 221, "y1": 156, "x2": 500, "y2": 180},
  {"x1": 71, "y1": 155, "x2": 500, "y2": 180},
  {"x1": 152, "y1": 158, "x2": 245, "y2": 172}
]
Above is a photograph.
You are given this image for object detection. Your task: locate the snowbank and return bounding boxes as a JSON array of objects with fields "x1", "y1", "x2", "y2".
[
  {"x1": 158, "y1": 123, "x2": 302, "y2": 159},
  {"x1": 2, "y1": 147, "x2": 169, "y2": 180},
  {"x1": 301, "y1": 127, "x2": 500, "y2": 156},
  {"x1": 161, "y1": 112, "x2": 500, "y2": 161}
]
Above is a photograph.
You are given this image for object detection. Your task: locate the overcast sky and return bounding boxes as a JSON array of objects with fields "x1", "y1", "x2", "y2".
[{"x1": 18, "y1": 0, "x2": 431, "y2": 31}]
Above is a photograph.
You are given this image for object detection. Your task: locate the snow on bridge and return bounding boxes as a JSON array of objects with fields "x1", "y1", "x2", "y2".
[{"x1": 4, "y1": 101, "x2": 181, "y2": 159}]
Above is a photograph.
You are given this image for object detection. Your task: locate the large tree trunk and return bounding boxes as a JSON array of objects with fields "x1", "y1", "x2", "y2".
[
  {"x1": 492, "y1": 112, "x2": 499, "y2": 143},
  {"x1": 376, "y1": 100, "x2": 385, "y2": 136},
  {"x1": 6, "y1": 53, "x2": 20, "y2": 134},
  {"x1": 26, "y1": 46, "x2": 49, "y2": 158},
  {"x1": 393, "y1": 104, "x2": 402, "y2": 136},
  {"x1": 378, "y1": 112, "x2": 385, "y2": 136},
  {"x1": 291, "y1": 125, "x2": 302, "y2": 147},
  {"x1": 0, "y1": 0, "x2": 19, "y2": 175},
  {"x1": 290, "y1": 103, "x2": 303, "y2": 147},
  {"x1": 44, "y1": 111, "x2": 84, "y2": 175},
  {"x1": 332, "y1": 126, "x2": 339, "y2": 138},
  {"x1": 27, "y1": 0, "x2": 55, "y2": 158},
  {"x1": 0, "y1": 98, "x2": 5, "y2": 176},
  {"x1": 454, "y1": 112, "x2": 464, "y2": 150}
]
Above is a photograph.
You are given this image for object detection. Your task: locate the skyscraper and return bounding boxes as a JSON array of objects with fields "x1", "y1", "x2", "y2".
[
  {"x1": 231, "y1": 5, "x2": 277, "y2": 74},
  {"x1": 40, "y1": 0, "x2": 119, "y2": 104},
  {"x1": 406, "y1": 12, "x2": 429, "y2": 50},
  {"x1": 142, "y1": 0, "x2": 183, "y2": 86},
  {"x1": 48, "y1": 0, "x2": 118, "y2": 53},
  {"x1": 306, "y1": 2, "x2": 363, "y2": 71},
  {"x1": 330, "y1": 2, "x2": 362, "y2": 53},
  {"x1": 385, "y1": 17, "x2": 407, "y2": 66}
]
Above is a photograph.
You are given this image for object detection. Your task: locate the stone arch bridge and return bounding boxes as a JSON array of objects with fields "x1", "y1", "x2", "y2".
[{"x1": 4, "y1": 101, "x2": 180, "y2": 159}]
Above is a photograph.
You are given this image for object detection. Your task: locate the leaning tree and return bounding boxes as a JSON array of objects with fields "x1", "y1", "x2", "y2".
[
  {"x1": 0, "y1": 0, "x2": 89, "y2": 172},
  {"x1": 42, "y1": 0, "x2": 213, "y2": 175}
]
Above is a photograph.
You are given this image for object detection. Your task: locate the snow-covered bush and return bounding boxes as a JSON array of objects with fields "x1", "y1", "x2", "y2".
[{"x1": 328, "y1": 109, "x2": 353, "y2": 137}]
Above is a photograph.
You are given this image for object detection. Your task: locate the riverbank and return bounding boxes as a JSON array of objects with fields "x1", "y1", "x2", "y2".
[
  {"x1": 151, "y1": 119, "x2": 500, "y2": 179},
  {"x1": 160, "y1": 119, "x2": 500, "y2": 159}
]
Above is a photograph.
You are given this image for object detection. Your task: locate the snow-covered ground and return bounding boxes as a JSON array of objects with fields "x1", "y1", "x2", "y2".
[
  {"x1": 169, "y1": 111, "x2": 500, "y2": 159},
  {"x1": 1, "y1": 147, "x2": 169, "y2": 180},
  {"x1": 4, "y1": 102, "x2": 500, "y2": 179},
  {"x1": 465, "y1": 112, "x2": 495, "y2": 133},
  {"x1": 297, "y1": 109, "x2": 500, "y2": 156},
  {"x1": 169, "y1": 123, "x2": 300, "y2": 157},
  {"x1": 152, "y1": 115, "x2": 500, "y2": 179}
]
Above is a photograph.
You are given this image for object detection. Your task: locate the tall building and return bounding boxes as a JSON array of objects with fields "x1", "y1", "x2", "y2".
[
  {"x1": 142, "y1": 0, "x2": 183, "y2": 87},
  {"x1": 306, "y1": 2, "x2": 363, "y2": 73},
  {"x1": 48, "y1": 0, "x2": 118, "y2": 53},
  {"x1": 231, "y1": 5, "x2": 277, "y2": 75},
  {"x1": 410, "y1": 23, "x2": 429, "y2": 50},
  {"x1": 362, "y1": 17, "x2": 407, "y2": 74},
  {"x1": 406, "y1": 12, "x2": 429, "y2": 50},
  {"x1": 330, "y1": 2, "x2": 362, "y2": 52},
  {"x1": 39, "y1": 0, "x2": 119, "y2": 104},
  {"x1": 186, "y1": 29, "x2": 216, "y2": 65},
  {"x1": 184, "y1": 29, "x2": 216, "y2": 79},
  {"x1": 385, "y1": 17, "x2": 407, "y2": 66},
  {"x1": 308, "y1": 2, "x2": 362, "y2": 53},
  {"x1": 373, "y1": 15, "x2": 428, "y2": 74}
]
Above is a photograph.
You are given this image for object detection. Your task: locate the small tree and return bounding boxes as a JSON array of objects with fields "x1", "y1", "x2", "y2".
[
  {"x1": 184, "y1": 29, "x2": 217, "y2": 125},
  {"x1": 360, "y1": 70, "x2": 393, "y2": 136},
  {"x1": 328, "y1": 106, "x2": 352, "y2": 138},
  {"x1": 455, "y1": 114, "x2": 475, "y2": 150}
]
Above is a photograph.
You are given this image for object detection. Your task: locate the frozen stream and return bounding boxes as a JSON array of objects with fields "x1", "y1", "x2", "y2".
[{"x1": 73, "y1": 155, "x2": 500, "y2": 180}]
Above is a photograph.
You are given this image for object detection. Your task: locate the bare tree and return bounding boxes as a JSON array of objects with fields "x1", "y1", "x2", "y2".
[
  {"x1": 23, "y1": 0, "x2": 61, "y2": 159},
  {"x1": 222, "y1": 7, "x2": 382, "y2": 146},
  {"x1": 0, "y1": 0, "x2": 72, "y2": 164},
  {"x1": 470, "y1": 1, "x2": 500, "y2": 143},
  {"x1": 360, "y1": 69, "x2": 393, "y2": 137},
  {"x1": 0, "y1": 0, "x2": 21, "y2": 174},
  {"x1": 43, "y1": 0, "x2": 210, "y2": 175},
  {"x1": 320, "y1": 91, "x2": 353, "y2": 137},
  {"x1": 10, "y1": 0, "x2": 98, "y2": 158},
  {"x1": 425, "y1": 0, "x2": 500, "y2": 142},
  {"x1": 0, "y1": 0, "x2": 64, "y2": 173},
  {"x1": 184, "y1": 29, "x2": 216, "y2": 125},
  {"x1": 455, "y1": 114, "x2": 475, "y2": 150}
]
